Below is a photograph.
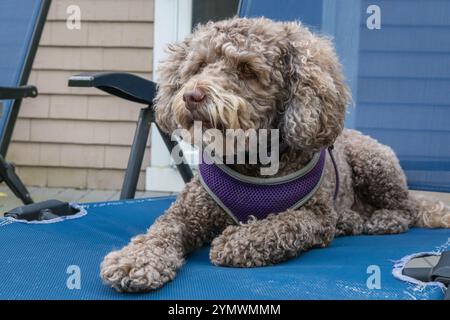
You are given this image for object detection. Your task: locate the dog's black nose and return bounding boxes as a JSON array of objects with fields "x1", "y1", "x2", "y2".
[{"x1": 183, "y1": 89, "x2": 205, "y2": 110}]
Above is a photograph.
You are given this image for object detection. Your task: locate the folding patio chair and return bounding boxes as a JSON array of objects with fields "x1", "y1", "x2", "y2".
[
  {"x1": 0, "y1": 0, "x2": 50, "y2": 204},
  {"x1": 0, "y1": 0, "x2": 192, "y2": 205},
  {"x1": 0, "y1": 0, "x2": 449, "y2": 300}
]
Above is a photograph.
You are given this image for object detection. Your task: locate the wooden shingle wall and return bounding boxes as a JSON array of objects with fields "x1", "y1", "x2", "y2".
[{"x1": 9, "y1": 0, "x2": 154, "y2": 190}]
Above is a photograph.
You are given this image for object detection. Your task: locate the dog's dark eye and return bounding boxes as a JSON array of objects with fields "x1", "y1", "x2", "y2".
[
  {"x1": 194, "y1": 62, "x2": 207, "y2": 74},
  {"x1": 238, "y1": 63, "x2": 257, "y2": 80}
]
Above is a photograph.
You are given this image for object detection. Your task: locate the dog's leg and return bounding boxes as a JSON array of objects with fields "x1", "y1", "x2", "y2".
[
  {"x1": 363, "y1": 208, "x2": 412, "y2": 234},
  {"x1": 100, "y1": 178, "x2": 233, "y2": 292},
  {"x1": 210, "y1": 204, "x2": 336, "y2": 267},
  {"x1": 335, "y1": 209, "x2": 365, "y2": 236},
  {"x1": 343, "y1": 129, "x2": 415, "y2": 234}
]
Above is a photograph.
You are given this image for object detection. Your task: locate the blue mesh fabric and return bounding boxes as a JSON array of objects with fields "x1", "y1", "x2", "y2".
[
  {"x1": 1, "y1": 197, "x2": 449, "y2": 299},
  {"x1": 199, "y1": 149, "x2": 326, "y2": 222}
]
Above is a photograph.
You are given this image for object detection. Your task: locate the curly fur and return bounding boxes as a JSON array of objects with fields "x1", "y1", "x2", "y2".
[{"x1": 100, "y1": 17, "x2": 450, "y2": 292}]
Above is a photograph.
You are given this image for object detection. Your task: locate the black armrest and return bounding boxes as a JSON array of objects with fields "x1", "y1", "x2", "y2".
[
  {"x1": 68, "y1": 72, "x2": 156, "y2": 105},
  {"x1": 0, "y1": 85, "x2": 38, "y2": 100}
]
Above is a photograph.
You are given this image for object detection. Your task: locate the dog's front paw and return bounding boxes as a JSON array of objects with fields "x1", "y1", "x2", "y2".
[
  {"x1": 100, "y1": 240, "x2": 182, "y2": 292},
  {"x1": 209, "y1": 225, "x2": 268, "y2": 268}
]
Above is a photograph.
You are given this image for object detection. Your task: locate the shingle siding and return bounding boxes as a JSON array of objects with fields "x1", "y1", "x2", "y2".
[{"x1": 10, "y1": 0, "x2": 154, "y2": 190}]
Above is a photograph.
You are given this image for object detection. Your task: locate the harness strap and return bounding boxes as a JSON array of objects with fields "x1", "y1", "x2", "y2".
[{"x1": 327, "y1": 145, "x2": 340, "y2": 205}]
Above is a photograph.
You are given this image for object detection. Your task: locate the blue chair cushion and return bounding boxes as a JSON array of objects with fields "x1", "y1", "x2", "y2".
[{"x1": 0, "y1": 197, "x2": 449, "y2": 300}]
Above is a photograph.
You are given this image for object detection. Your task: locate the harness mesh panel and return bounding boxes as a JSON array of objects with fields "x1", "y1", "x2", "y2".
[{"x1": 199, "y1": 149, "x2": 326, "y2": 222}]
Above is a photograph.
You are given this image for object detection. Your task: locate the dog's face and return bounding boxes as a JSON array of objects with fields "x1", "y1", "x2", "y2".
[{"x1": 155, "y1": 17, "x2": 350, "y2": 151}]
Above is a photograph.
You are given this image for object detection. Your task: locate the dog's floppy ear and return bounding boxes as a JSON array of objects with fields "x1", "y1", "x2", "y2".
[
  {"x1": 154, "y1": 41, "x2": 189, "y2": 133},
  {"x1": 280, "y1": 23, "x2": 350, "y2": 151}
]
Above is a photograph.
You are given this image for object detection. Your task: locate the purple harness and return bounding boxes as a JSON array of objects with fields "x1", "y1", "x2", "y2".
[{"x1": 199, "y1": 147, "x2": 339, "y2": 223}]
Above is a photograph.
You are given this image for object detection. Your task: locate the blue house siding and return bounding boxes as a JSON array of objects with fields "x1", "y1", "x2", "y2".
[
  {"x1": 239, "y1": 0, "x2": 323, "y2": 30},
  {"x1": 239, "y1": 0, "x2": 450, "y2": 191},
  {"x1": 356, "y1": 0, "x2": 450, "y2": 191}
]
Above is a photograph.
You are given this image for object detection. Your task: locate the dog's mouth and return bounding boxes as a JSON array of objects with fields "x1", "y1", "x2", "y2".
[
  {"x1": 174, "y1": 82, "x2": 252, "y2": 132},
  {"x1": 186, "y1": 111, "x2": 214, "y2": 130}
]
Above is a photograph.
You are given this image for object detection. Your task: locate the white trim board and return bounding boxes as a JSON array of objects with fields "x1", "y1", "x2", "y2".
[{"x1": 146, "y1": 0, "x2": 193, "y2": 192}]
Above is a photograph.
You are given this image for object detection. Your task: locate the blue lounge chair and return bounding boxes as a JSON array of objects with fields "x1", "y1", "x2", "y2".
[
  {"x1": 1, "y1": 0, "x2": 449, "y2": 300},
  {"x1": 0, "y1": 0, "x2": 50, "y2": 204}
]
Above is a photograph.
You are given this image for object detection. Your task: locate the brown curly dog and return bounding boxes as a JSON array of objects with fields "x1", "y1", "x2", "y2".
[{"x1": 100, "y1": 17, "x2": 450, "y2": 292}]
